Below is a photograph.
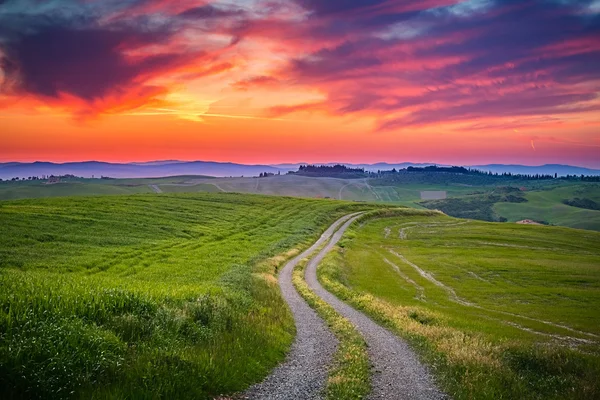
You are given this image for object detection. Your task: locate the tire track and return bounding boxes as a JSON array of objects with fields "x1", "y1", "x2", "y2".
[
  {"x1": 305, "y1": 216, "x2": 447, "y2": 400},
  {"x1": 244, "y1": 213, "x2": 361, "y2": 400}
]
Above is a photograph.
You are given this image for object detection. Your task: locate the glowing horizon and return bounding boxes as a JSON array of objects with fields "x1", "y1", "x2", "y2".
[{"x1": 1, "y1": 0, "x2": 599, "y2": 168}]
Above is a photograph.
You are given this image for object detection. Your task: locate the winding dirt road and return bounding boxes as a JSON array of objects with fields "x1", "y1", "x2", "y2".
[
  {"x1": 246, "y1": 212, "x2": 446, "y2": 399},
  {"x1": 304, "y1": 216, "x2": 447, "y2": 400},
  {"x1": 244, "y1": 213, "x2": 360, "y2": 399}
]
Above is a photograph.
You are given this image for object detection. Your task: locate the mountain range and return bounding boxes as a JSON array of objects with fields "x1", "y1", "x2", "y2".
[{"x1": 1, "y1": 161, "x2": 599, "y2": 180}]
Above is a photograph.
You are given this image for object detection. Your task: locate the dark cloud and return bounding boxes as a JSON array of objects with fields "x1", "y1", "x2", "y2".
[
  {"x1": 294, "y1": 0, "x2": 389, "y2": 15},
  {"x1": 0, "y1": 0, "x2": 210, "y2": 104},
  {"x1": 179, "y1": 5, "x2": 245, "y2": 19},
  {"x1": 4, "y1": 26, "x2": 172, "y2": 99},
  {"x1": 290, "y1": 41, "x2": 384, "y2": 79},
  {"x1": 1, "y1": 0, "x2": 599, "y2": 126},
  {"x1": 379, "y1": 90, "x2": 600, "y2": 130},
  {"x1": 277, "y1": 0, "x2": 600, "y2": 126}
]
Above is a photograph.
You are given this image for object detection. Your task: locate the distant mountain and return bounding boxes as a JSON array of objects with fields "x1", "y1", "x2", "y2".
[
  {"x1": 0, "y1": 161, "x2": 283, "y2": 180},
  {"x1": 129, "y1": 160, "x2": 187, "y2": 166},
  {"x1": 1, "y1": 161, "x2": 598, "y2": 180}
]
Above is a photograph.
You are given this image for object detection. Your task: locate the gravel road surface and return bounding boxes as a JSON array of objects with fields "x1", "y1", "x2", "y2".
[
  {"x1": 305, "y1": 216, "x2": 447, "y2": 400},
  {"x1": 244, "y1": 213, "x2": 360, "y2": 400}
]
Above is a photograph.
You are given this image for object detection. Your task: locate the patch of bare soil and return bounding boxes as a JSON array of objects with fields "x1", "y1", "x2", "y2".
[{"x1": 516, "y1": 219, "x2": 542, "y2": 225}]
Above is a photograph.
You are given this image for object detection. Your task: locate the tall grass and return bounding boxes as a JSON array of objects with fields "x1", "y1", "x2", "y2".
[
  {"x1": 0, "y1": 193, "x2": 370, "y2": 399},
  {"x1": 319, "y1": 209, "x2": 600, "y2": 399}
]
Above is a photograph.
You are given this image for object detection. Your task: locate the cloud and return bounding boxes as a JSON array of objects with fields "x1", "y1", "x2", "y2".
[
  {"x1": 0, "y1": 0, "x2": 599, "y2": 128},
  {"x1": 269, "y1": 0, "x2": 600, "y2": 129},
  {"x1": 0, "y1": 0, "x2": 241, "y2": 115},
  {"x1": 178, "y1": 4, "x2": 245, "y2": 19},
  {"x1": 232, "y1": 75, "x2": 281, "y2": 91}
]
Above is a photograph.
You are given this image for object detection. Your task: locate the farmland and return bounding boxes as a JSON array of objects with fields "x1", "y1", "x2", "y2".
[
  {"x1": 494, "y1": 183, "x2": 600, "y2": 231},
  {"x1": 2, "y1": 175, "x2": 599, "y2": 232},
  {"x1": 0, "y1": 175, "x2": 476, "y2": 204},
  {"x1": 0, "y1": 193, "x2": 368, "y2": 399},
  {"x1": 318, "y1": 209, "x2": 600, "y2": 399}
]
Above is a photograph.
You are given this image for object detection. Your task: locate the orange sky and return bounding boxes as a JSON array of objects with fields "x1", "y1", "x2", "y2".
[{"x1": 1, "y1": 0, "x2": 599, "y2": 167}]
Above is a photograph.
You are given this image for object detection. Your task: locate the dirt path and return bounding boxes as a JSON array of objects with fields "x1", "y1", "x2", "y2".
[
  {"x1": 388, "y1": 249, "x2": 473, "y2": 307},
  {"x1": 305, "y1": 216, "x2": 447, "y2": 400},
  {"x1": 364, "y1": 179, "x2": 381, "y2": 201},
  {"x1": 211, "y1": 183, "x2": 227, "y2": 192},
  {"x1": 386, "y1": 250, "x2": 597, "y2": 342},
  {"x1": 382, "y1": 256, "x2": 425, "y2": 302},
  {"x1": 244, "y1": 213, "x2": 360, "y2": 400},
  {"x1": 148, "y1": 184, "x2": 162, "y2": 193},
  {"x1": 338, "y1": 182, "x2": 353, "y2": 200}
]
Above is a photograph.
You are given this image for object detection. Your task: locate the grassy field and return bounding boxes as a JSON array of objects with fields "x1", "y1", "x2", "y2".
[
  {"x1": 0, "y1": 175, "x2": 475, "y2": 204},
  {"x1": 3, "y1": 176, "x2": 599, "y2": 232},
  {"x1": 0, "y1": 193, "x2": 369, "y2": 399},
  {"x1": 494, "y1": 183, "x2": 600, "y2": 231},
  {"x1": 318, "y1": 209, "x2": 600, "y2": 399}
]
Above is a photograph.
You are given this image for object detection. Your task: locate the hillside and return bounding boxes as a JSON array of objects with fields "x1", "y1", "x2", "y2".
[
  {"x1": 0, "y1": 193, "x2": 369, "y2": 399},
  {"x1": 318, "y1": 209, "x2": 600, "y2": 399},
  {"x1": 3, "y1": 175, "x2": 600, "y2": 232},
  {"x1": 2, "y1": 161, "x2": 598, "y2": 181}
]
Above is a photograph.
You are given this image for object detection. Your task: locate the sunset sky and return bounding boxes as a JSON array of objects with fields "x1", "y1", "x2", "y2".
[{"x1": 1, "y1": 0, "x2": 599, "y2": 167}]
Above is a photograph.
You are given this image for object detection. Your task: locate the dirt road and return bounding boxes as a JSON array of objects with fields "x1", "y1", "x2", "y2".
[
  {"x1": 304, "y1": 216, "x2": 447, "y2": 400},
  {"x1": 244, "y1": 213, "x2": 360, "y2": 399}
]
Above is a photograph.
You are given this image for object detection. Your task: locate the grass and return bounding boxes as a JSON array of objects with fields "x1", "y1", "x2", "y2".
[
  {"x1": 420, "y1": 186, "x2": 527, "y2": 222},
  {"x1": 0, "y1": 176, "x2": 218, "y2": 200},
  {"x1": 292, "y1": 255, "x2": 370, "y2": 399},
  {"x1": 318, "y1": 208, "x2": 600, "y2": 399},
  {"x1": 3, "y1": 176, "x2": 599, "y2": 232},
  {"x1": 0, "y1": 178, "x2": 152, "y2": 200},
  {"x1": 0, "y1": 175, "x2": 475, "y2": 204},
  {"x1": 494, "y1": 183, "x2": 600, "y2": 230},
  {"x1": 0, "y1": 192, "x2": 369, "y2": 399}
]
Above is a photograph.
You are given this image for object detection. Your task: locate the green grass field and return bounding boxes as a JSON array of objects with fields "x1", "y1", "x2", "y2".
[
  {"x1": 0, "y1": 193, "x2": 369, "y2": 399},
  {"x1": 0, "y1": 176, "x2": 220, "y2": 200},
  {"x1": 0, "y1": 175, "x2": 477, "y2": 204},
  {"x1": 2, "y1": 176, "x2": 599, "y2": 231},
  {"x1": 318, "y1": 209, "x2": 600, "y2": 399},
  {"x1": 494, "y1": 183, "x2": 600, "y2": 231}
]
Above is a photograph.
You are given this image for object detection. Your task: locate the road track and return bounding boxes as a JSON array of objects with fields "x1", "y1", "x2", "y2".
[{"x1": 246, "y1": 212, "x2": 446, "y2": 399}]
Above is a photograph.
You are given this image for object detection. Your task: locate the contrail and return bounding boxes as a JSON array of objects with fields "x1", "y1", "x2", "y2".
[{"x1": 531, "y1": 140, "x2": 536, "y2": 151}]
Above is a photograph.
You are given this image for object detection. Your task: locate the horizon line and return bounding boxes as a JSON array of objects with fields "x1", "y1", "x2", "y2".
[{"x1": 0, "y1": 160, "x2": 599, "y2": 170}]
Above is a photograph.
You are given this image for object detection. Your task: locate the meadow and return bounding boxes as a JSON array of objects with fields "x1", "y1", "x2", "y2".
[
  {"x1": 2, "y1": 175, "x2": 598, "y2": 233},
  {"x1": 318, "y1": 209, "x2": 600, "y2": 399},
  {"x1": 0, "y1": 192, "x2": 368, "y2": 399},
  {"x1": 0, "y1": 175, "x2": 475, "y2": 204},
  {"x1": 494, "y1": 183, "x2": 600, "y2": 231}
]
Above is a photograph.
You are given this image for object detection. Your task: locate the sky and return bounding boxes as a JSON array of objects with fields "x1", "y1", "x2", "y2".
[{"x1": 0, "y1": 0, "x2": 599, "y2": 167}]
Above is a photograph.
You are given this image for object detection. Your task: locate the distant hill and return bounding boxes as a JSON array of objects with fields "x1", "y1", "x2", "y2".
[
  {"x1": 1, "y1": 161, "x2": 598, "y2": 180},
  {"x1": 0, "y1": 161, "x2": 284, "y2": 180},
  {"x1": 278, "y1": 163, "x2": 600, "y2": 176},
  {"x1": 472, "y1": 164, "x2": 600, "y2": 177},
  {"x1": 273, "y1": 162, "x2": 440, "y2": 172}
]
